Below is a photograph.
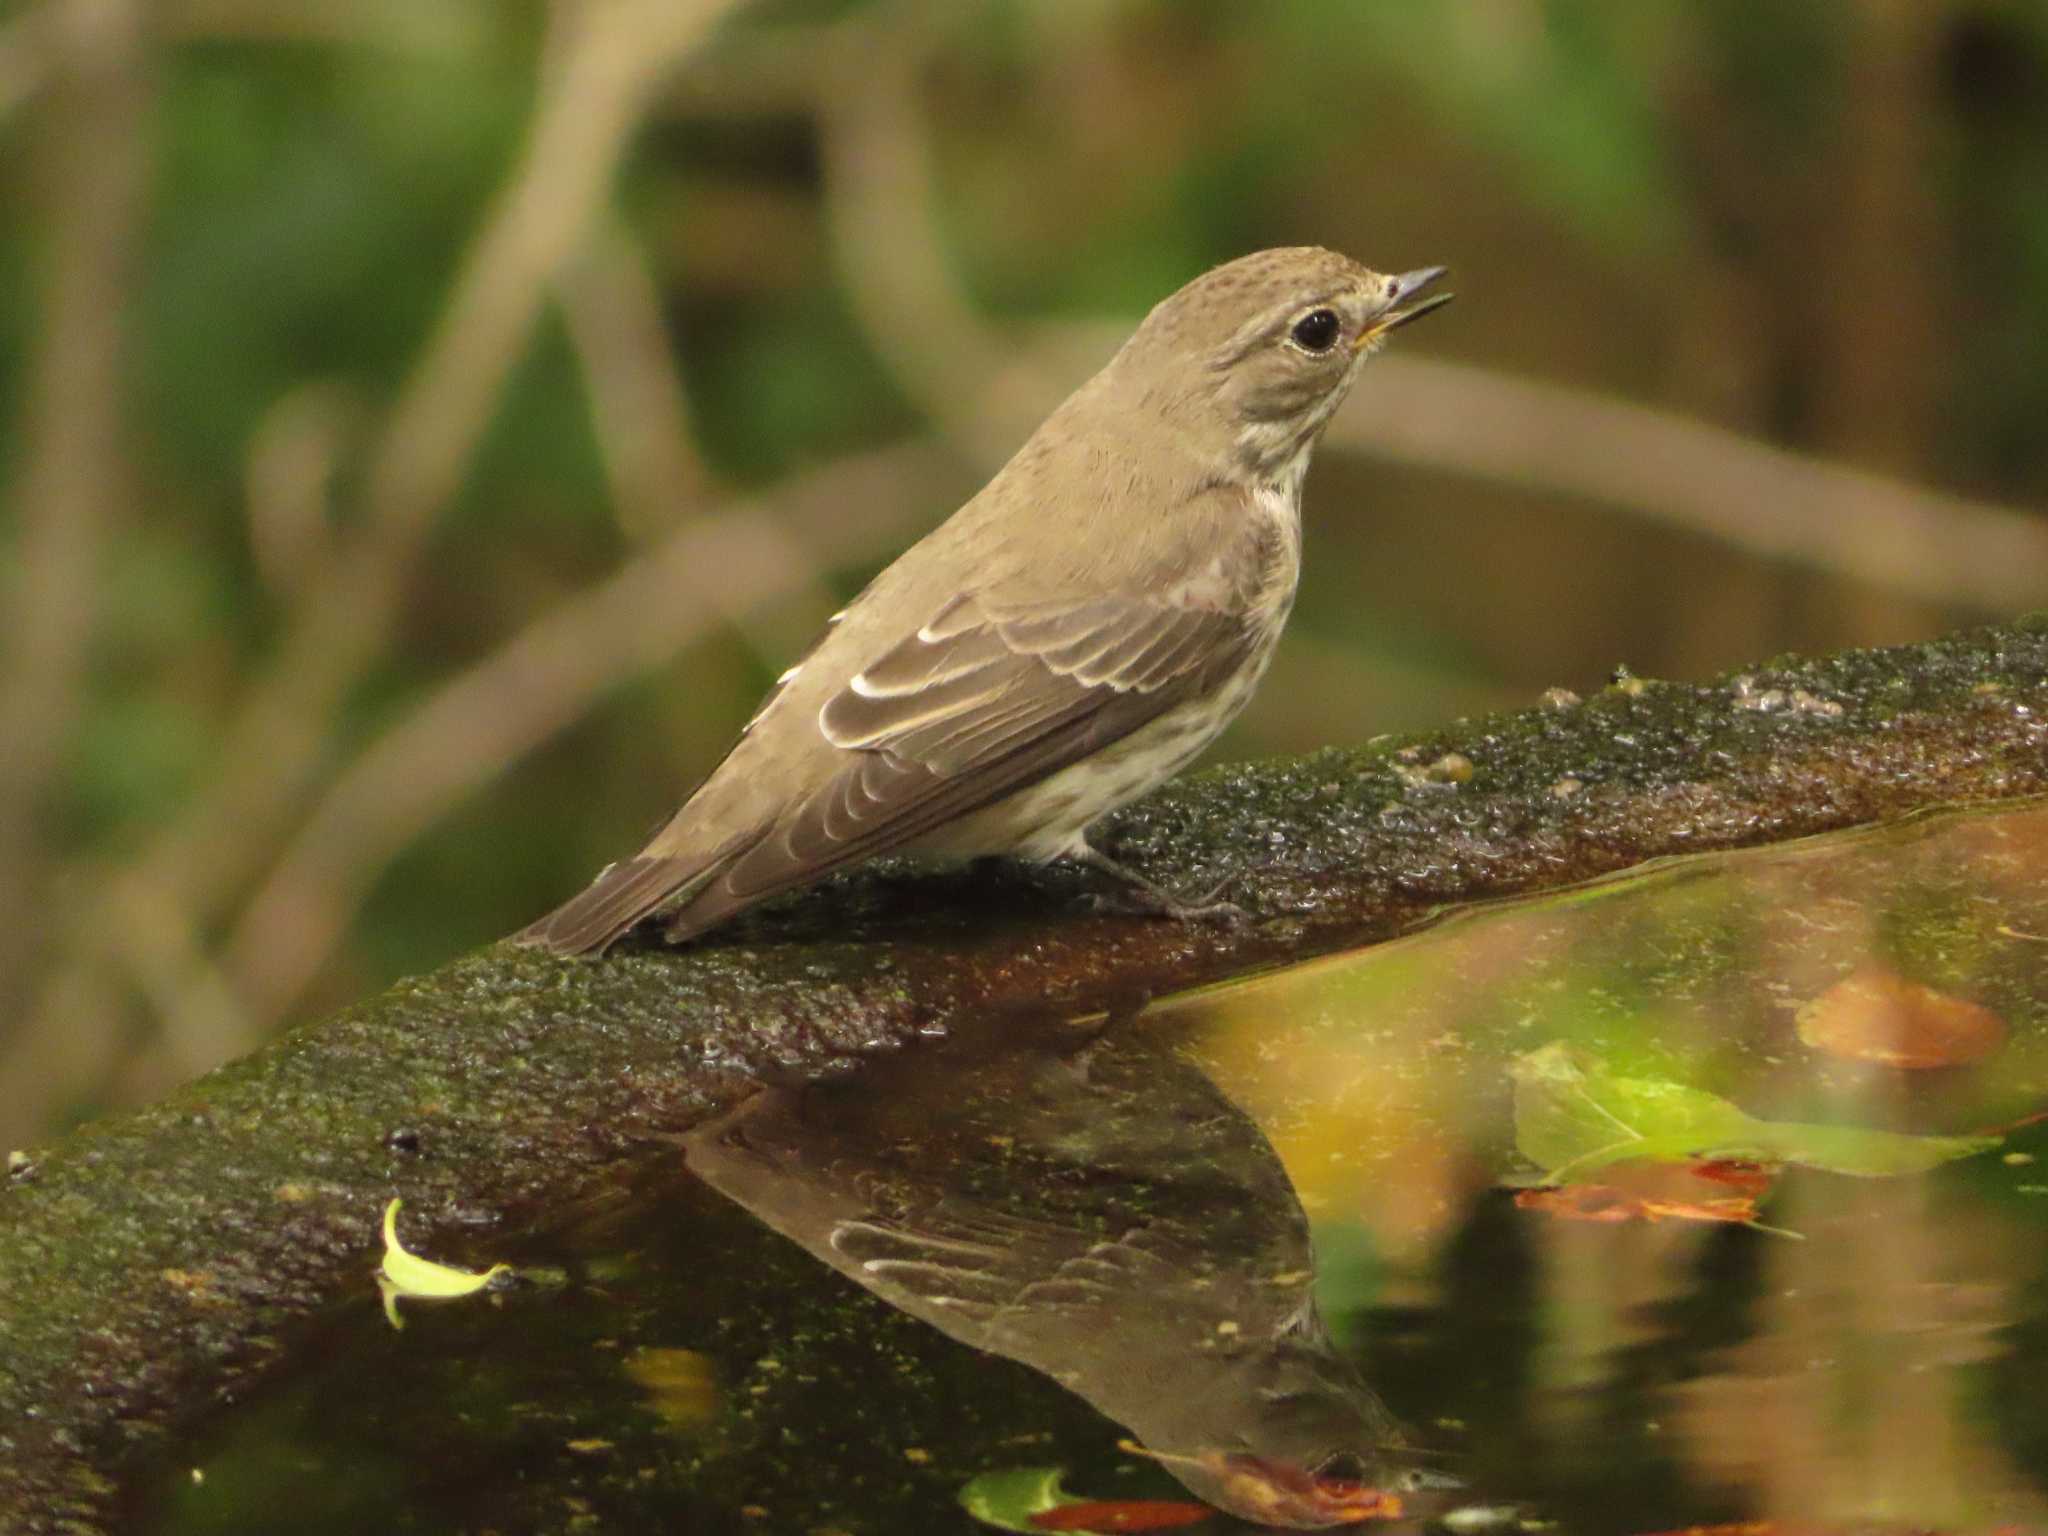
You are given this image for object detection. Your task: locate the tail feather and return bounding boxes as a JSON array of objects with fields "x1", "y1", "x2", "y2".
[
  {"x1": 515, "y1": 854, "x2": 710, "y2": 956},
  {"x1": 657, "y1": 870, "x2": 768, "y2": 947}
]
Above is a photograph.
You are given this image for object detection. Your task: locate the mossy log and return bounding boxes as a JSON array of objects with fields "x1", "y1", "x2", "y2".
[{"x1": 3, "y1": 617, "x2": 2046, "y2": 1533}]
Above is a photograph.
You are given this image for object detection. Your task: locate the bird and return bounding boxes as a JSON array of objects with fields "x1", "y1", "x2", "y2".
[{"x1": 518, "y1": 246, "x2": 1452, "y2": 955}]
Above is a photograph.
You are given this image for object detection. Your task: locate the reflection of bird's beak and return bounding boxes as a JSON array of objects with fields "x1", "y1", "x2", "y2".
[{"x1": 1358, "y1": 265, "x2": 1453, "y2": 346}]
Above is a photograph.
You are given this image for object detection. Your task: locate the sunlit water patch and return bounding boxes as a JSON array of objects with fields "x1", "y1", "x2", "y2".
[{"x1": 132, "y1": 802, "x2": 2048, "y2": 1534}]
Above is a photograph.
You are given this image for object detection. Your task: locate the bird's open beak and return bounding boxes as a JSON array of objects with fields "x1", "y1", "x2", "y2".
[{"x1": 1357, "y1": 265, "x2": 1453, "y2": 346}]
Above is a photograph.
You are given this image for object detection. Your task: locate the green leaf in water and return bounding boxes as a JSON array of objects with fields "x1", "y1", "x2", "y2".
[
  {"x1": 959, "y1": 1467, "x2": 1084, "y2": 1533},
  {"x1": 1510, "y1": 1041, "x2": 2001, "y2": 1183},
  {"x1": 959, "y1": 1466, "x2": 1213, "y2": 1532}
]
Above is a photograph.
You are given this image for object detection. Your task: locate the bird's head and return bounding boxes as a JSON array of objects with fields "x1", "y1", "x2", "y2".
[{"x1": 1109, "y1": 245, "x2": 1451, "y2": 488}]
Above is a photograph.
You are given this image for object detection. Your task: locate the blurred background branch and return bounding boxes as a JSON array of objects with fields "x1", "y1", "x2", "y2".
[
  {"x1": 1327, "y1": 353, "x2": 2048, "y2": 613},
  {"x1": 1, "y1": 0, "x2": 2044, "y2": 1142},
  {"x1": 0, "y1": 0, "x2": 150, "y2": 1053},
  {"x1": 0, "y1": 5, "x2": 59, "y2": 124}
]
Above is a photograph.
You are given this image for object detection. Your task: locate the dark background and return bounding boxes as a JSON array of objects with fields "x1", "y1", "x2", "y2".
[{"x1": 2, "y1": 0, "x2": 2045, "y2": 1142}]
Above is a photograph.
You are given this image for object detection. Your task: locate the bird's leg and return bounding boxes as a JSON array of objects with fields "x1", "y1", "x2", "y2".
[{"x1": 1068, "y1": 843, "x2": 1248, "y2": 924}]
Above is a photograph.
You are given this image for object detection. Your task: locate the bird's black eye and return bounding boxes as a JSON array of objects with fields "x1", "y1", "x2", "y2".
[{"x1": 1289, "y1": 308, "x2": 1342, "y2": 353}]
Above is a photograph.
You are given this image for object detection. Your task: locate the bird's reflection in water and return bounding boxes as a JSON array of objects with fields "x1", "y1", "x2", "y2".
[{"x1": 685, "y1": 1015, "x2": 1468, "y2": 1528}]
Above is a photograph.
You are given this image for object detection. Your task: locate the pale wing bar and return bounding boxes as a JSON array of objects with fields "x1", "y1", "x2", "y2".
[{"x1": 662, "y1": 597, "x2": 1252, "y2": 936}]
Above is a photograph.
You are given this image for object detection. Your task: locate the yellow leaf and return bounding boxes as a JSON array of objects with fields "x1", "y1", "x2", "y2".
[{"x1": 377, "y1": 1198, "x2": 510, "y2": 1329}]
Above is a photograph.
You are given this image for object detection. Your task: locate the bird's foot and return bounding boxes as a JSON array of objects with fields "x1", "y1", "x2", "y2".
[{"x1": 1070, "y1": 845, "x2": 1249, "y2": 924}]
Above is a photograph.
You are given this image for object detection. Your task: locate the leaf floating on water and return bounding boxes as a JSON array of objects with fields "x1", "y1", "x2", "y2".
[
  {"x1": 961, "y1": 1468, "x2": 1207, "y2": 1535},
  {"x1": 1688, "y1": 1158, "x2": 1776, "y2": 1196},
  {"x1": 1509, "y1": 1041, "x2": 2001, "y2": 1185},
  {"x1": 1515, "y1": 1184, "x2": 1755, "y2": 1228},
  {"x1": 1513, "y1": 1160, "x2": 1802, "y2": 1238},
  {"x1": 960, "y1": 1453, "x2": 1400, "y2": 1532},
  {"x1": 379, "y1": 1198, "x2": 511, "y2": 1298},
  {"x1": 376, "y1": 1197, "x2": 511, "y2": 1330},
  {"x1": 1796, "y1": 969, "x2": 2006, "y2": 1069},
  {"x1": 960, "y1": 1468, "x2": 1086, "y2": 1534},
  {"x1": 1510, "y1": 1043, "x2": 1755, "y2": 1182}
]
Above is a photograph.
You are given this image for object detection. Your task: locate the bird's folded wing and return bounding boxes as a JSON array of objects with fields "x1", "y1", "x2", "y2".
[
  {"x1": 676, "y1": 594, "x2": 1254, "y2": 925},
  {"x1": 515, "y1": 594, "x2": 1253, "y2": 952}
]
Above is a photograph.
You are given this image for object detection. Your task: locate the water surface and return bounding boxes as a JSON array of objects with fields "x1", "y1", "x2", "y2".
[{"x1": 135, "y1": 802, "x2": 2048, "y2": 1533}]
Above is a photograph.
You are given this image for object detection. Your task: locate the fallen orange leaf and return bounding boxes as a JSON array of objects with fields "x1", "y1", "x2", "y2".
[
  {"x1": 1687, "y1": 1159, "x2": 1775, "y2": 1197},
  {"x1": 1514, "y1": 1159, "x2": 1794, "y2": 1234},
  {"x1": 1796, "y1": 970, "x2": 2005, "y2": 1069},
  {"x1": 1515, "y1": 1185, "x2": 1761, "y2": 1227}
]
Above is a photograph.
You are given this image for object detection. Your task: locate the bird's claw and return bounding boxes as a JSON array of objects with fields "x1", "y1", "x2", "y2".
[
  {"x1": 1079, "y1": 867, "x2": 1249, "y2": 925},
  {"x1": 1178, "y1": 893, "x2": 1251, "y2": 924}
]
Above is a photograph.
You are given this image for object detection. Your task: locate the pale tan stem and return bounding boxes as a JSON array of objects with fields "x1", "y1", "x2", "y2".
[
  {"x1": 1811, "y1": 0, "x2": 1947, "y2": 472},
  {"x1": 162, "y1": 0, "x2": 492, "y2": 55},
  {"x1": 0, "y1": 4, "x2": 60, "y2": 122},
  {"x1": 814, "y1": 9, "x2": 1074, "y2": 466},
  {"x1": 1028, "y1": 319, "x2": 2048, "y2": 614},
  {"x1": 558, "y1": 214, "x2": 842, "y2": 742},
  {"x1": 1326, "y1": 354, "x2": 2048, "y2": 616},
  {"x1": 558, "y1": 215, "x2": 714, "y2": 544},
  {"x1": 0, "y1": 0, "x2": 150, "y2": 1029},
  {"x1": 242, "y1": 383, "x2": 360, "y2": 601}
]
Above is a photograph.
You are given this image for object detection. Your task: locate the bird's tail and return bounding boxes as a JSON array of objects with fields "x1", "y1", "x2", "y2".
[
  {"x1": 519, "y1": 811, "x2": 801, "y2": 954},
  {"x1": 512, "y1": 854, "x2": 703, "y2": 955}
]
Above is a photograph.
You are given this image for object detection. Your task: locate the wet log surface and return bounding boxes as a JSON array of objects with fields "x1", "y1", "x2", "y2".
[{"x1": 3, "y1": 615, "x2": 2046, "y2": 1533}]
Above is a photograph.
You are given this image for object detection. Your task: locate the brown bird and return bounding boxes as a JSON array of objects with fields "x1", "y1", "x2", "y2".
[{"x1": 519, "y1": 246, "x2": 1451, "y2": 954}]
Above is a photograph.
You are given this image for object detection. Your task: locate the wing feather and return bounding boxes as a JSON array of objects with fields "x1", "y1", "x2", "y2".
[
  {"x1": 903, "y1": 688, "x2": 1063, "y2": 767},
  {"x1": 661, "y1": 596, "x2": 1254, "y2": 939},
  {"x1": 821, "y1": 660, "x2": 1019, "y2": 751},
  {"x1": 854, "y1": 622, "x2": 1013, "y2": 695},
  {"x1": 997, "y1": 601, "x2": 1160, "y2": 684}
]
